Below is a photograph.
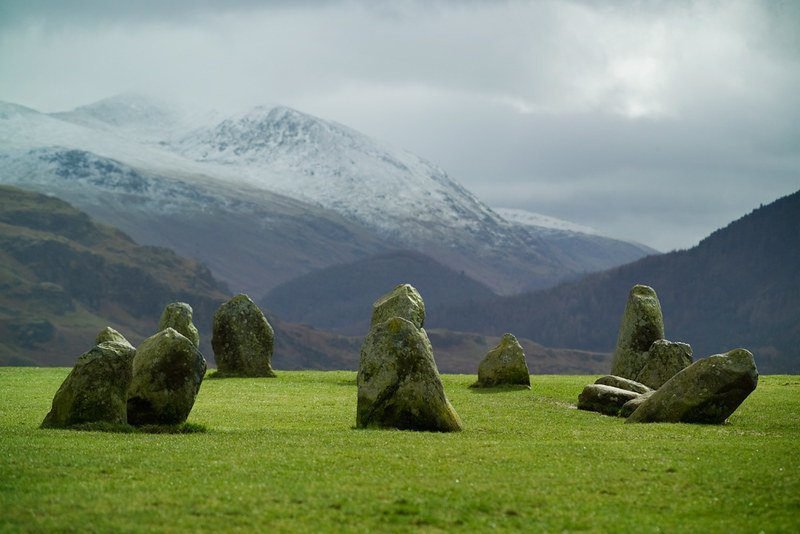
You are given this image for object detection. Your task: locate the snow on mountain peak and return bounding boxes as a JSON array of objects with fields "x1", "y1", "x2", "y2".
[{"x1": 495, "y1": 207, "x2": 599, "y2": 235}]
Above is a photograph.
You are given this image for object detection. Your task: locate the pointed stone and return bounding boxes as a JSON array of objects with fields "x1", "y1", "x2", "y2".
[
  {"x1": 41, "y1": 341, "x2": 136, "y2": 428},
  {"x1": 357, "y1": 317, "x2": 462, "y2": 432},
  {"x1": 471, "y1": 333, "x2": 530, "y2": 388},
  {"x1": 627, "y1": 349, "x2": 758, "y2": 424},
  {"x1": 158, "y1": 302, "x2": 200, "y2": 348},
  {"x1": 212, "y1": 294, "x2": 276, "y2": 377},
  {"x1": 127, "y1": 328, "x2": 207, "y2": 425},
  {"x1": 610, "y1": 285, "x2": 664, "y2": 380},
  {"x1": 95, "y1": 326, "x2": 134, "y2": 350},
  {"x1": 635, "y1": 339, "x2": 693, "y2": 389},
  {"x1": 370, "y1": 283, "x2": 425, "y2": 329}
]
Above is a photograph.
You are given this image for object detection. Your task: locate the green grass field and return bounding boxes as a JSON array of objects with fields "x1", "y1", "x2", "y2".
[{"x1": 1, "y1": 369, "x2": 798, "y2": 532}]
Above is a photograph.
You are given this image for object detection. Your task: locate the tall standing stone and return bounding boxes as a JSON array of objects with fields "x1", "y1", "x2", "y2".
[
  {"x1": 127, "y1": 328, "x2": 207, "y2": 425},
  {"x1": 610, "y1": 285, "x2": 665, "y2": 380},
  {"x1": 357, "y1": 316, "x2": 462, "y2": 432},
  {"x1": 158, "y1": 302, "x2": 200, "y2": 348},
  {"x1": 370, "y1": 284, "x2": 425, "y2": 328},
  {"x1": 471, "y1": 333, "x2": 531, "y2": 388},
  {"x1": 627, "y1": 348, "x2": 758, "y2": 424},
  {"x1": 212, "y1": 294, "x2": 276, "y2": 377},
  {"x1": 41, "y1": 341, "x2": 136, "y2": 428}
]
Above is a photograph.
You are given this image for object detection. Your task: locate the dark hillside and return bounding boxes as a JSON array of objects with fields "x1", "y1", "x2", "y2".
[{"x1": 437, "y1": 190, "x2": 800, "y2": 373}]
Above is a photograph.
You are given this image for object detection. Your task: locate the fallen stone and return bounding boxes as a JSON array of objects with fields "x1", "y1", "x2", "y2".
[
  {"x1": 635, "y1": 339, "x2": 693, "y2": 389},
  {"x1": 212, "y1": 294, "x2": 276, "y2": 377},
  {"x1": 95, "y1": 326, "x2": 134, "y2": 350},
  {"x1": 370, "y1": 283, "x2": 425, "y2": 329},
  {"x1": 127, "y1": 328, "x2": 207, "y2": 425},
  {"x1": 594, "y1": 375, "x2": 651, "y2": 394},
  {"x1": 577, "y1": 384, "x2": 641, "y2": 416},
  {"x1": 610, "y1": 284, "x2": 665, "y2": 380},
  {"x1": 158, "y1": 302, "x2": 200, "y2": 348},
  {"x1": 627, "y1": 348, "x2": 758, "y2": 424},
  {"x1": 357, "y1": 317, "x2": 462, "y2": 432},
  {"x1": 41, "y1": 341, "x2": 136, "y2": 428},
  {"x1": 471, "y1": 333, "x2": 530, "y2": 388},
  {"x1": 619, "y1": 391, "x2": 655, "y2": 418}
]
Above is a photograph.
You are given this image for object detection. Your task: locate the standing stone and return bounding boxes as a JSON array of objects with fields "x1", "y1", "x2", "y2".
[
  {"x1": 610, "y1": 285, "x2": 665, "y2": 380},
  {"x1": 212, "y1": 294, "x2": 276, "y2": 377},
  {"x1": 577, "y1": 384, "x2": 642, "y2": 416},
  {"x1": 594, "y1": 375, "x2": 652, "y2": 394},
  {"x1": 471, "y1": 333, "x2": 531, "y2": 388},
  {"x1": 158, "y1": 302, "x2": 200, "y2": 348},
  {"x1": 627, "y1": 349, "x2": 758, "y2": 424},
  {"x1": 635, "y1": 340, "x2": 693, "y2": 389},
  {"x1": 371, "y1": 284, "x2": 425, "y2": 328},
  {"x1": 127, "y1": 328, "x2": 207, "y2": 425},
  {"x1": 357, "y1": 317, "x2": 462, "y2": 432},
  {"x1": 95, "y1": 326, "x2": 134, "y2": 349},
  {"x1": 41, "y1": 341, "x2": 136, "y2": 428}
]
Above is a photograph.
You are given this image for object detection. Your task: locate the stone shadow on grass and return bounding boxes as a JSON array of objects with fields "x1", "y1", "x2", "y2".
[
  {"x1": 43, "y1": 421, "x2": 208, "y2": 434},
  {"x1": 468, "y1": 384, "x2": 532, "y2": 394}
]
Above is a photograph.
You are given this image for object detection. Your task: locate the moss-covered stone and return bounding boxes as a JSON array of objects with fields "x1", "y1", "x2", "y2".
[
  {"x1": 635, "y1": 339, "x2": 693, "y2": 389},
  {"x1": 370, "y1": 284, "x2": 425, "y2": 328},
  {"x1": 41, "y1": 341, "x2": 136, "y2": 428},
  {"x1": 471, "y1": 333, "x2": 530, "y2": 388},
  {"x1": 95, "y1": 326, "x2": 134, "y2": 349},
  {"x1": 127, "y1": 328, "x2": 207, "y2": 425},
  {"x1": 610, "y1": 285, "x2": 664, "y2": 380},
  {"x1": 627, "y1": 348, "x2": 758, "y2": 424},
  {"x1": 357, "y1": 317, "x2": 462, "y2": 432},
  {"x1": 158, "y1": 302, "x2": 200, "y2": 348},
  {"x1": 594, "y1": 375, "x2": 651, "y2": 394},
  {"x1": 212, "y1": 294, "x2": 276, "y2": 377},
  {"x1": 618, "y1": 391, "x2": 654, "y2": 418},
  {"x1": 577, "y1": 384, "x2": 642, "y2": 416}
]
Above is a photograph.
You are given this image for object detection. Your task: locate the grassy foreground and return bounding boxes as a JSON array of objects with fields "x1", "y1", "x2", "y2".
[{"x1": 1, "y1": 369, "x2": 798, "y2": 532}]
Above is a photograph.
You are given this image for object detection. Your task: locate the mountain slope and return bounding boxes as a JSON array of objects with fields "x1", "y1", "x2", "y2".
[
  {"x1": 261, "y1": 250, "x2": 497, "y2": 335},
  {"x1": 437, "y1": 190, "x2": 800, "y2": 373}
]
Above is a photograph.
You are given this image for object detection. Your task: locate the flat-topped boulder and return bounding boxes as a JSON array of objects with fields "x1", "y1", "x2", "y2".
[
  {"x1": 127, "y1": 328, "x2": 207, "y2": 425},
  {"x1": 212, "y1": 294, "x2": 276, "y2": 377},
  {"x1": 471, "y1": 333, "x2": 530, "y2": 388},
  {"x1": 610, "y1": 285, "x2": 665, "y2": 380},
  {"x1": 635, "y1": 340, "x2": 693, "y2": 389},
  {"x1": 158, "y1": 302, "x2": 200, "y2": 348},
  {"x1": 357, "y1": 317, "x2": 462, "y2": 432},
  {"x1": 370, "y1": 284, "x2": 425, "y2": 329},
  {"x1": 594, "y1": 375, "x2": 652, "y2": 394},
  {"x1": 627, "y1": 348, "x2": 758, "y2": 424},
  {"x1": 41, "y1": 341, "x2": 136, "y2": 428},
  {"x1": 577, "y1": 384, "x2": 642, "y2": 416}
]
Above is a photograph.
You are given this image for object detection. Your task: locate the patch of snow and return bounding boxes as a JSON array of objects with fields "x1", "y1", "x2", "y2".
[{"x1": 495, "y1": 208, "x2": 599, "y2": 235}]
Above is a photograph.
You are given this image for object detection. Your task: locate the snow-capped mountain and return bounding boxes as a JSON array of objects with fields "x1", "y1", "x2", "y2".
[
  {"x1": 0, "y1": 94, "x2": 656, "y2": 294},
  {"x1": 495, "y1": 208, "x2": 599, "y2": 235}
]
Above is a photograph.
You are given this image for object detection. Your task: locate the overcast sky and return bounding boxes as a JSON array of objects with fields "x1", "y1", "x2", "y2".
[{"x1": 1, "y1": 0, "x2": 798, "y2": 251}]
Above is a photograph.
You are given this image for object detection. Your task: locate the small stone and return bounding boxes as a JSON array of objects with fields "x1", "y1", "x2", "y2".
[
  {"x1": 95, "y1": 326, "x2": 134, "y2": 350},
  {"x1": 610, "y1": 285, "x2": 665, "y2": 380},
  {"x1": 212, "y1": 294, "x2": 276, "y2": 377},
  {"x1": 627, "y1": 348, "x2": 758, "y2": 424},
  {"x1": 594, "y1": 375, "x2": 652, "y2": 394},
  {"x1": 471, "y1": 333, "x2": 530, "y2": 388},
  {"x1": 635, "y1": 340, "x2": 693, "y2": 389},
  {"x1": 619, "y1": 391, "x2": 654, "y2": 418},
  {"x1": 127, "y1": 328, "x2": 207, "y2": 425},
  {"x1": 577, "y1": 384, "x2": 641, "y2": 416},
  {"x1": 370, "y1": 283, "x2": 425, "y2": 329},
  {"x1": 41, "y1": 341, "x2": 136, "y2": 428},
  {"x1": 158, "y1": 302, "x2": 200, "y2": 348},
  {"x1": 357, "y1": 317, "x2": 462, "y2": 432}
]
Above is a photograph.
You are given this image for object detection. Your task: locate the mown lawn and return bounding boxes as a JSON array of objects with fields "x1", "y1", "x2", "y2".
[{"x1": 1, "y1": 368, "x2": 798, "y2": 532}]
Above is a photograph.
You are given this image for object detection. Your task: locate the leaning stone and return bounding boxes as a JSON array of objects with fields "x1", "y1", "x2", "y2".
[
  {"x1": 127, "y1": 328, "x2": 207, "y2": 425},
  {"x1": 627, "y1": 348, "x2": 758, "y2": 424},
  {"x1": 212, "y1": 294, "x2": 276, "y2": 377},
  {"x1": 41, "y1": 341, "x2": 136, "y2": 428},
  {"x1": 471, "y1": 333, "x2": 530, "y2": 388},
  {"x1": 95, "y1": 326, "x2": 134, "y2": 350},
  {"x1": 577, "y1": 384, "x2": 641, "y2": 416},
  {"x1": 619, "y1": 391, "x2": 655, "y2": 418},
  {"x1": 635, "y1": 339, "x2": 693, "y2": 389},
  {"x1": 357, "y1": 317, "x2": 462, "y2": 432},
  {"x1": 370, "y1": 284, "x2": 425, "y2": 328},
  {"x1": 158, "y1": 302, "x2": 200, "y2": 348},
  {"x1": 594, "y1": 375, "x2": 652, "y2": 394},
  {"x1": 610, "y1": 285, "x2": 665, "y2": 380}
]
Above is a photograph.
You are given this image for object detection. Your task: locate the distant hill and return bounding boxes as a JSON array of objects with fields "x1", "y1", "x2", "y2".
[
  {"x1": 261, "y1": 250, "x2": 497, "y2": 335},
  {"x1": 437, "y1": 190, "x2": 800, "y2": 373}
]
